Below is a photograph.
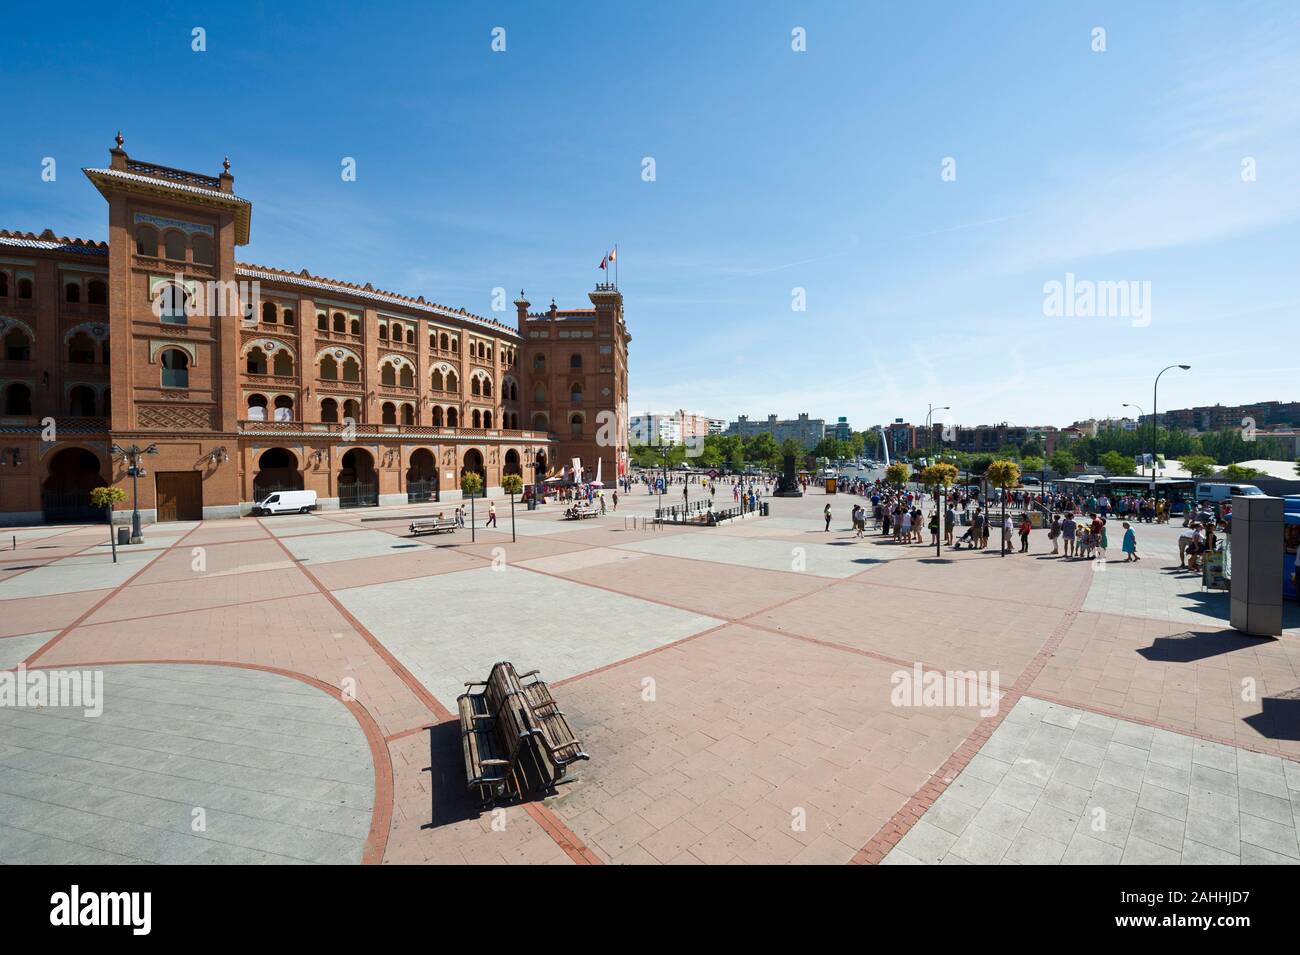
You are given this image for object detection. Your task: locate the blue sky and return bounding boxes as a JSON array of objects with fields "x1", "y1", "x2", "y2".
[{"x1": 3, "y1": 0, "x2": 1297, "y2": 433}]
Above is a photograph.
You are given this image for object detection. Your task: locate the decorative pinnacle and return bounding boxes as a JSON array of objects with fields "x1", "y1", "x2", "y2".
[{"x1": 114, "y1": 130, "x2": 124, "y2": 148}]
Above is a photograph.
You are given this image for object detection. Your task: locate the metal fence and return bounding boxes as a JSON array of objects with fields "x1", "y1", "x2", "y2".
[
  {"x1": 338, "y1": 482, "x2": 378, "y2": 508},
  {"x1": 406, "y1": 479, "x2": 437, "y2": 504},
  {"x1": 41, "y1": 491, "x2": 100, "y2": 523}
]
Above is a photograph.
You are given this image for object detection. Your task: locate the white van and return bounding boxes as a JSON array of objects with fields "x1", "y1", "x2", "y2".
[
  {"x1": 251, "y1": 489, "x2": 317, "y2": 516},
  {"x1": 1195, "y1": 483, "x2": 1263, "y2": 504}
]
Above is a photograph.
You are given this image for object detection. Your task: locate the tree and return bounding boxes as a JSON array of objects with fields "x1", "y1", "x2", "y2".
[
  {"x1": 461, "y1": 470, "x2": 483, "y2": 542},
  {"x1": 920, "y1": 462, "x2": 959, "y2": 488},
  {"x1": 1048, "y1": 449, "x2": 1077, "y2": 476},
  {"x1": 1180, "y1": 454, "x2": 1218, "y2": 477},
  {"x1": 1022, "y1": 455, "x2": 1045, "y2": 474},
  {"x1": 1099, "y1": 450, "x2": 1136, "y2": 476},
  {"x1": 1019, "y1": 438, "x2": 1043, "y2": 459},
  {"x1": 884, "y1": 462, "x2": 910, "y2": 487},
  {"x1": 744, "y1": 433, "x2": 781, "y2": 470},
  {"x1": 501, "y1": 473, "x2": 523, "y2": 543},
  {"x1": 1221, "y1": 463, "x2": 1264, "y2": 480},
  {"x1": 984, "y1": 460, "x2": 1021, "y2": 556},
  {"x1": 780, "y1": 437, "x2": 804, "y2": 464},
  {"x1": 91, "y1": 486, "x2": 127, "y2": 563}
]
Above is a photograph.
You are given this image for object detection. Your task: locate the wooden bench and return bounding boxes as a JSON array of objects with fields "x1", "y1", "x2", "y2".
[
  {"x1": 409, "y1": 518, "x2": 457, "y2": 536},
  {"x1": 456, "y1": 661, "x2": 589, "y2": 804},
  {"x1": 564, "y1": 505, "x2": 599, "y2": 520},
  {"x1": 517, "y1": 669, "x2": 589, "y2": 776},
  {"x1": 455, "y1": 690, "x2": 513, "y2": 806}
]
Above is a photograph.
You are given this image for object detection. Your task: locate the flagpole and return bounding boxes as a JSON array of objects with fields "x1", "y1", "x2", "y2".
[{"x1": 614, "y1": 243, "x2": 618, "y2": 288}]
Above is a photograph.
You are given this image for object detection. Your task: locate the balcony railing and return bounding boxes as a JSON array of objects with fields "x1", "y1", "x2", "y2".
[{"x1": 238, "y1": 419, "x2": 551, "y2": 441}]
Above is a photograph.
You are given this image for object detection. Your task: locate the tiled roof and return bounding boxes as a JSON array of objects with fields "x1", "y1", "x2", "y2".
[
  {"x1": 81, "y1": 167, "x2": 251, "y2": 206},
  {"x1": 0, "y1": 230, "x2": 108, "y2": 256},
  {"x1": 236, "y1": 264, "x2": 521, "y2": 339}
]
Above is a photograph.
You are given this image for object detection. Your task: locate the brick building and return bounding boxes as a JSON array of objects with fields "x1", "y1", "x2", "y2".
[{"x1": 0, "y1": 136, "x2": 629, "y2": 525}]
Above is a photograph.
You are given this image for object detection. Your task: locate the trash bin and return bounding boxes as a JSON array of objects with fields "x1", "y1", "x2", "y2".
[
  {"x1": 527, "y1": 499, "x2": 537, "y2": 511},
  {"x1": 761, "y1": 502, "x2": 770, "y2": 516},
  {"x1": 117, "y1": 527, "x2": 129, "y2": 545}
]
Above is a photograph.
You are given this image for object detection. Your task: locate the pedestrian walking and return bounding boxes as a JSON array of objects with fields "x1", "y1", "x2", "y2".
[
  {"x1": 486, "y1": 501, "x2": 497, "y2": 527},
  {"x1": 824, "y1": 503, "x2": 832, "y2": 532},
  {"x1": 1122, "y1": 522, "x2": 1140, "y2": 562}
]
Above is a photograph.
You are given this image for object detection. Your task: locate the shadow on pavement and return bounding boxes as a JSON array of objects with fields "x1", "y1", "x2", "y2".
[
  {"x1": 1242, "y1": 689, "x2": 1300, "y2": 742},
  {"x1": 422, "y1": 721, "x2": 482, "y2": 830},
  {"x1": 1137, "y1": 628, "x2": 1274, "y2": 664}
]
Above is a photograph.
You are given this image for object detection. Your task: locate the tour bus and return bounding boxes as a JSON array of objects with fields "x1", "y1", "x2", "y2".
[{"x1": 250, "y1": 489, "x2": 317, "y2": 516}]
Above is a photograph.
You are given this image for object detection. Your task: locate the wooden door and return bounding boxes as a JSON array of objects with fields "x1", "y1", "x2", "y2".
[{"x1": 155, "y1": 471, "x2": 202, "y2": 522}]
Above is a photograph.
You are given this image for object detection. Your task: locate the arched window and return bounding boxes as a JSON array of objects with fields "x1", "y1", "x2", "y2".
[
  {"x1": 570, "y1": 382, "x2": 583, "y2": 403},
  {"x1": 87, "y1": 280, "x2": 107, "y2": 305},
  {"x1": 4, "y1": 328, "x2": 32, "y2": 361},
  {"x1": 68, "y1": 386, "x2": 97, "y2": 416},
  {"x1": 343, "y1": 399, "x2": 361, "y2": 422},
  {"x1": 486, "y1": 346, "x2": 493, "y2": 362},
  {"x1": 282, "y1": 308, "x2": 295, "y2": 327},
  {"x1": 333, "y1": 312, "x2": 346, "y2": 332},
  {"x1": 350, "y1": 318, "x2": 361, "y2": 335},
  {"x1": 431, "y1": 370, "x2": 444, "y2": 391},
  {"x1": 65, "y1": 282, "x2": 80, "y2": 303},
  {"x1": 191, "y1": 234, "x2": 213, "y2": 266},
  {"x1": 447, "y1": 407, "x2": 458, "y2": 427},
  {"x1": 446, "y1": 372, "x2": 458, "y2": 394},
  {"x1": 317, "y1": 312, "x2": 328, "y2": 331},
  {"x1": 246, "y1": 394, "x2": 268, "y2": 420},
  {"x1": 160, "y1": 349, "x2": 190, "y2": 388},
  {"x1": 272, "y1": 351, "x2": 293, "y2": 376},
  {"x1": 378, "y1": 324, "x2": 388, "y2": 341},
  {"x1": 570, "y1": 353, "x2": 582, "y2": 369},
  {"x1": 17, "y1": 278, "x2": 33, "y2": 299},
  {"x1": 246, "y1": 347, "x2": 268, "y2": 375},
  {"x1": 483, "y1": 378, "x2": 493, "y2": 398},
  {"x1": 382, "y1": 402, "x2": 397, "y2": 425},
  {"x1": 274, "y1": 395, "x2": 294, "y2": 422},
  {"x1": 570, "y1": 413, "x2": 583, "y2": 437},
  {"x1": 4, "y1": 383, "x2": 32, "y2": 415},
  {"x1": 68, "y1": 333, "x2": 96, "y2": 363},
  {"x1": 320, "y1": 398, "x2": 339, "y2": 423},
  {"x1": 440, "y1": 333, "x2": 450, "y2": 351},
  {"x1": 471, "y1": 377, "x2": 481, "y2": 397},
  {"x1": 155, "y1": 282, "x2": 189, "y2": 323},
  {"x1": 163, "y1": 230, "x2": 187, "y2": 261},
  {"x1": 406, "y1": 327, "x2": 416, "y2": 345},
  {"x1": 320, "y1": 355, "x2": 338, "y2": 379},
  {"x1": 380, "y1": 364, "x2": 396, "y2": 387},
  {"x1": 472, "y1": 409, "x2": 481, "y2": 428},
  {"x1": 262, "y1": 302, "x2": 277, "y2": 323},
  {"x1": 450, "y1": 338, "x2": 458, "y2": 353},
  {"x1": 430, "y1": 406, "x2": 443, "y2": 427},
  {"x1": 399, "y1": 366, "x2": 413, "y2": 388},
  {"x1": 342, "y1": 357, "x2": 360, "y2": 382},
  {"x1": 532, "y1": 412, "x2": 548, "y2": 430},
  {"x1": 483, "y1": 410, "x2": 493, "y2": 428},
  {"x1": 135, "y1": 225, "x2": 158, "y2": 257},
  {"x1": 510, "y1": 382, "x2": 518, "y2": 401},
  {"x1": 401, "y1": 403, "x2": 415, "y2": 425}
]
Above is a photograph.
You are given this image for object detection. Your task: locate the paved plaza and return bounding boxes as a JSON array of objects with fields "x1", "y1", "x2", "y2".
[{"x1": 1, "y1": 488, "x2": 1297, "y2": 864}]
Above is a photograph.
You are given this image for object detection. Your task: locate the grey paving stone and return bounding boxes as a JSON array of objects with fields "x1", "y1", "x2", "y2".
[
  {"x1": 1063, "y1": 738, "x2": 1107, "y2": 768},
  {"x1": 1239, "y1": 814, "x2": 1299, "y2": 860},
  {"x1": 1131, "y1": 807, "x2": 1186, "y2": 851},
  {"x1": 1181, "y1": 838, "x2": 1239, "y2": 865},
  {"x1": 948, "y1": 824, "x2": 1013, "y2": 865},
  {"x1": 924, "y1": 792, "x2": 980, "y2": 836},
  {"x1": 1040, "y1": 778, "x2": 1092, "y2": 814},
  {"x1": 1192, "y1": 739, "x2": 1238, "y2": 773},
  {"x1": 971, "y1": 799, "x2": 1029, "y2": 836},
  {"x1": 894, "y1": 820, "x2": 958, "y2": 864},
  {"x1": 1022, "y1": 801, "x2": 1081, "y2": 845},
  {"x1": 1005, "y1": 828, "x2": 1069, "y2": 864},
  {"x1": 1143, "y1": 760, "x2": 1191, "y2": 796},
  {"x1": 1239, "y1": 787, "x2": 1295, "y2": 827},
  {"x1": 1238, "y1": 766, "x2": 1290, "y2": 799},
  {"x1": 1137, "y1": 782, "x2": 1189, "y2": 822},
  {"x1": 1121, "y1": 834, "x2": 1182, "y2": 865},
  {"x1": 1052, "y1": 757, "x2": 1100, "y2": 791},
  {"x1": 1184, "y1": 809, "x2": 1241, "y2": 855},
  {"x1": 990, "y1": 775, "x2": 1045, "y2": 813},
  {"x1": 1191, "y1": 763, "x2": 1238, "y2": 797},
  {"x1": 1062, "y1": 831, "x2": 1123, "y2": 865}
]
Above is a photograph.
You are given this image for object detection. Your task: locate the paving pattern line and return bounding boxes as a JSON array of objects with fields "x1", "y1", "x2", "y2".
[
  {"x1": 851, "y1": 567, "x2": 1095, "y2": 864},
  {"x1": 24, "y1": 657, "x2": 394, "y2": 865}
]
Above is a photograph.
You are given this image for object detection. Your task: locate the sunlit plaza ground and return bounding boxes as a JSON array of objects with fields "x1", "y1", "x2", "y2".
[{"x1": 1, "y1": 486, "x2": 1298, "y2": 865}]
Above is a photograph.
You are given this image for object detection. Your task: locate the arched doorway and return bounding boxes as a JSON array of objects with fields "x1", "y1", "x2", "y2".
[
  {"x1": 253, "y1": 447, "x2": 303, "y2": 498},
  {"x1": 534, "y1": 450, "x2": 548, "y2": 482},
  {"x1": 338, "y1": 448, "x2": 377, "y2": 508},
  {"x1": 42, "y1": 447, "x2": 106, "y2": 522},
  {"x1": 461, "y1": 449, "x2": 485, "y2": 497},
  {"x1": 504, "y1": 449, "x2": 521, "y2": 477},
  {"x1": 406, "y1": 448, "x2": 439, "y2": 503}
]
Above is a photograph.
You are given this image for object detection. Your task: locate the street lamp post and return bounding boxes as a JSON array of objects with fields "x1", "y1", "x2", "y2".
[
  {"x1": 111, "y1": 443, "x2": 157, "y2": 544},
  {"x1": 925, "y1": 403, "x2": 950, "y2": 461},
  {"x1": 1151, "y1": 365, "x2": 1190, "y2": 494},
  {"x1": 1122, "y1": 403, "x2": 1145, "y2": 477}
]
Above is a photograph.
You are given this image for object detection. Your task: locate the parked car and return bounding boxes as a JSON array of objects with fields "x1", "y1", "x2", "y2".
[
  {"x1": 250, "y1": 489, "x2": 317, "y2": 516},
  {"x1": 1195, "y1": 483, "x2": 1263, "y2": 504}
]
